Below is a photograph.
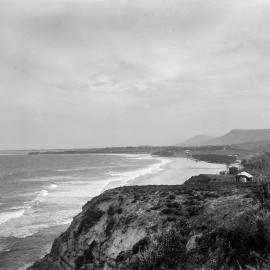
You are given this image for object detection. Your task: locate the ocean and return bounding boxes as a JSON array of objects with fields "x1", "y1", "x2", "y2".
[{"x1": 0, "y1": 153, "x2": 225, "y2": 270}]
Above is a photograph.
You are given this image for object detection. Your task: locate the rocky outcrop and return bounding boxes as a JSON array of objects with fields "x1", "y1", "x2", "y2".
[{"x1": 28, "y1": 175, "x2": 268, "y2": 270}]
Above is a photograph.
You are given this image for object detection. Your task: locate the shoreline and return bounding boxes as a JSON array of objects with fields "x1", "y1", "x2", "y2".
[
  {"x1": 99, "y1": 155, "x2": 227, "y2": 193},
  {"x1": 28, "y1": 172, "x2": 267, "y2": 270},
  {"x1": 127, "y1": 157, "x2": 227, "y2": 186},
  {"x1": 2, "y1": 154, "x2": 227, "y2": 270}
]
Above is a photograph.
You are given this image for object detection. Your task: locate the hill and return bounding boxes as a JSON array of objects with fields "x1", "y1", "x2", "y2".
[
  {"x1": 180, "y1": 129, "x2": 270, "y2": 146},
  {"x1": 180, "y1": 135, "x2": 217, "y2": 146}
]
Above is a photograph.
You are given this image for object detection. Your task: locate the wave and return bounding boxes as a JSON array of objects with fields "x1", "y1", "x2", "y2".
[
  {"x1": 48, "y1": 183, "x2": 58, "y2": 189},
  {"x1": 56, "y1": 167, "x2": 93, "y2": 172},
  {"x1": 18, "y1": 263, "x2": 33, "y2": 270},
  {"x1": 28, "y1": 189, "x2": 49, "y2": 208},
  {"x1": 0, "y1": 154, "x2": 170, "y2": 239},
  {"x1": 21, "y1": 175, "x2": 65, "y2": 182},
  {"x1": 0, "y1": 188, "x2": 51, "y2": 226},
  {"x1": 56, "y1": 164, "x2": 137, "y2": 172},
  {"x1": 0, "y1": 209, "x2": 25, "y2": 225},
  {"x1": 126, "y1": 154, "x2": 157, "y2": 160},
  {"x1": 0, "y1": 213, "x2": 73, "y2": 239},
  {"x1": 102, "y1": 156, "x2": 172, "y2": 191}
]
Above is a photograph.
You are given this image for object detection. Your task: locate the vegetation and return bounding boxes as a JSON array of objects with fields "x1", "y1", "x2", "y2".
[
  {"x1": 128, "y1": 181, "x2": 270, "y2": 270},
  {"x1": 192, "y1": 154, "x2": 236, "y2": 164},
  {"x1": 135, "y1": 228, "x2": 187, "y2": 270},
  {"x1": 229, "y1": 166, "x2": 239, "y2": 175},
  {"x1": 74, "y1": 240, "x2": 97, "y2": 269},
  {"x1": 242, "y1": 154, "x2": 270, "y2": 181},
  {"x1": 76, "y1": 207, "x2": 104, "y2": 235},
  {"x1": 29, "y1": 169, "x2": 270, "y2": 270}
]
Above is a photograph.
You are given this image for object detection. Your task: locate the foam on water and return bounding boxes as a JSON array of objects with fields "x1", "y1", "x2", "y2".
[
  {"x1": 48, "y1": 184, "x2": 58, "y2": 189},
  {"x1": 0, "y1": 155, "x2": 170, "y2": 239},
  {"x1": 57, "y1": 167, "x2": 91, "y2": 172},
  {"x1": 0, "y1": 153, "x2": 171, "y2": 270},
  {"x1": 0, "y1": 153, "x2": 228, "y2": 270},
  {"x1": 0, "y1": 209, "x2": 25, "y2": 225},
  {"x1": 28, "y1": 189, "x2": 49, "y2": 208},
  {"x1": 0, "y1": 178, "x2": 112, "y2": 238},
  {"x1": 103, "y1": 156, "x2": 171, "y2": 190}
]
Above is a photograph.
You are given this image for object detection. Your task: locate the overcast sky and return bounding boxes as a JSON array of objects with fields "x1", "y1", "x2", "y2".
[{"x1": 1, "y1": 0, "x2": 270, "y2": 149}]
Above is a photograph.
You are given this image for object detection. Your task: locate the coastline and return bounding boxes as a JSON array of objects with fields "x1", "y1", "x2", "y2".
[
  {"x1": 127, "y1": 157, "x2": 226, "y2": 186},
  {"x1": 28, "y1": 171, "x2": 267, "y2": 270},
  {"x1": 1, "y1": 154, "x2": 227, "y2": 270},
  {"x1": 100, "y1": 155, "x2": 227, "y2": 192}
]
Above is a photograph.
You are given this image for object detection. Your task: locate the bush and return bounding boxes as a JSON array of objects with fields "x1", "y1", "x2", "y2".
[
  {"x1": 194, "y1": 209, "x2": 270, "y2": 269},
  {"x1": 161, "y1": 208, "x2": 182, "y2": 216},
  {"x1": 116, "y1": 250, "x2": 132, "y2": 263},
  {"x1": 168, "y1": 194, "x2": 176, "y2": 200},
  {"x1": 105, "y1": 217, "x2": 115, "y2": 237},
  {"x1": 253, "y1": 183, "x2": 270, "y2": 204},
  {"x1": 203, "y1": 192, "x2": 219, "y2": 198},
  {"x1": 123, "y1": 213, "x2": 138, "y2": 226},
  {"x1": 166, "y1": 202, "x2": 181, "y2": 209},
  {"x1": 135, "y1": 228, "x2": 187, "y2": 269},
  {"x1": 107, "y1": 205, "x2": 115, "y2": 216},
  {"x1": 229, "y1": 166, "x2": 239, "y2": 175},
  {"x1": 74, "y1": 240, "x2": 97, "y2": 269},
  {"x1": 76, "y1": 208, "x2": 104, "y2": 234},
  {"x1": 185, "y1": 205, "x2": 203, "y2": 217},
  {"x1": 132, "y1": 237, "x2": 150, "y2": 254}
]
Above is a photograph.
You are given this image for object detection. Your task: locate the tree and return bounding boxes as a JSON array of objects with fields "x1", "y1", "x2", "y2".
[{"x1": 229, "y1": 166, "x2": 239, "y2": 175}]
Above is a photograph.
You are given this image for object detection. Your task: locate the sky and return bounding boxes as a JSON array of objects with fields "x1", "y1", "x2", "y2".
[{"x1": 1, "y1": 0, "x2": 270, "y2": 149}]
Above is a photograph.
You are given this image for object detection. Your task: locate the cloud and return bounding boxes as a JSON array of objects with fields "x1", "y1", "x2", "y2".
[{"x1": 1, "y1": 0, "x2": 270, "y2": 148}]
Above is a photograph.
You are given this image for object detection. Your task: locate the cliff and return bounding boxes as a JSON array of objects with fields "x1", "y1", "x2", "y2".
[{"x1": 28, "y1": 175, "x2": 270, "y2": 270}]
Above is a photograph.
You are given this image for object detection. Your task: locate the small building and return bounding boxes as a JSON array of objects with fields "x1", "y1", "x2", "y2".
[{"x1": 235, "y1": 172, "x2": 253, "y2": 182}]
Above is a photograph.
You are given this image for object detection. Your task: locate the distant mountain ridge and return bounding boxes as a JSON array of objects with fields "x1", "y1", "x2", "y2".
[
  {"x1": 180, "y1": 135, "x2": 216, "y2": 146},
  {"x1": 180, "y1": 129, "x2": 270, "y2": 146}
]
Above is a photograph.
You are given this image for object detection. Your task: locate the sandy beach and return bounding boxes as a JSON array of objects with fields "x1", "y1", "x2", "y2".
[{"x1": 129, "y1": 157, "x2": 227, "y2": 186}]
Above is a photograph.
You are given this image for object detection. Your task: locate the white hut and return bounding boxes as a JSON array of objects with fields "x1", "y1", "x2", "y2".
[{"x1": 235, "y1": 172, "x2": 253, "y2": 182}]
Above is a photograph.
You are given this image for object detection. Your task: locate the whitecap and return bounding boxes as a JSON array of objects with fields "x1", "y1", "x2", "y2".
[
  {"x1": 28, "y1": 189, "x2": 49, "y2": 208},
  {"x1": 0, "y1": 209, "x2": 25, "y2": 225},
  {"x1": 101, "y1": 157, "x2": 172, "y2": 191},
  {"x1": 48, "y1": 184, "x2": 58, "y2": 189}
]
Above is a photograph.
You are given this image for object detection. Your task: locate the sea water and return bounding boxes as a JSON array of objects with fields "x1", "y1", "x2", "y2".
[
  {"x1": 0, "y1": 153, "x2": 225, "y2": 270},
  {"x1": 0, "y1": 153, "x2": 170, "y2": 269}
]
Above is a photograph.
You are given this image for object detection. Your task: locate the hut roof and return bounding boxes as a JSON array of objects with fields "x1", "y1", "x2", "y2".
[{"x1": 237, "y1": 171, "x2": 253, "y2": 178}]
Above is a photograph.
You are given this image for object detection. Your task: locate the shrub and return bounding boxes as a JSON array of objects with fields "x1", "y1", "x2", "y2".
[
  {"x1": 229, "y1": 166, "x2": 239, "y2": 175},
  {"x1": 107, "y1": 205, "x2": 115, "y2": 216},
  {"x1": 183, "y1": 199, "x2": 199, "y2": 206},
  {"x1": 105, "y1": 217, "x2": 115, "y2": 237},
  {"x1": 115, "y1": 250, "x2": 132, "y2": 263},
  {"x1": 161, "y1": 208, "x2": 182, "y2": 216},
  {"x1": 195, "y1": 209, "x2": 270, "y2": 269},
  {"x1": 76, "y1": 208, "x2": 104, "y2": 234},
  {"x1": 203, "y1": 192, "x2": 220, "y2": 198},
  {"x1": 185, "y1": 205, "x2": 203, "y2": 217},
  {"x1": 132, "y1": 237, "x2": 150, "y2": 254},
  {"x1": 135, "y1": 228, "x2": 187, "y2": 269},
  {"x1": 253, "y1": 183, "x2": 270, "y2": 205},
  {"x1": 168, "y1": 194, "x2": 176, "y2": 200},
  {"x1": 123, "y1": 213, "x2": 138, "y2": 226},
  {"x1": 165, "y1": 216, "x2": 177, "y2": 222},
  {"x1": 74, "y1": 240, "x2": 97, "y2": 269},
  {"x1": 166, "y1": 202, "x2": 181, "y2": 209}
]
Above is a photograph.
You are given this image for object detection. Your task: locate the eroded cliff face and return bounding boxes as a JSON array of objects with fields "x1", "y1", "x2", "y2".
[{"x1": 28, "y1": 175, "x2": 265, "y2": 270}]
